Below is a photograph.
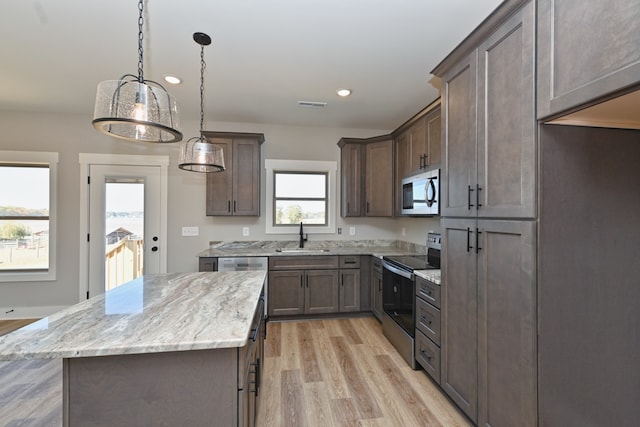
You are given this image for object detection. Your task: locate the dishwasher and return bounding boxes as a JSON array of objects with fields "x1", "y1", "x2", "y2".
[{"x1": 217, "y1": 257, "x2": 269, "y2": 319}]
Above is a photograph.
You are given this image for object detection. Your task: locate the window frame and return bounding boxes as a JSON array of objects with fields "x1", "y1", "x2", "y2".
[
  {"x1": 265, "y1": 159, "x2": 336, "y2": 234},
  {"x1": 273, "y1": 170, "x2": 329, "y2": 227},
  {"x1": 0, "y1": 151, "x2": 58, "y2": 282}
]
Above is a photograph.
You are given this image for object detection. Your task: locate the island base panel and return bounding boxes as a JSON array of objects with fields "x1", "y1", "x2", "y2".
[{"x1": 63, "y1": 348, "x2": 237, "y2": 426}]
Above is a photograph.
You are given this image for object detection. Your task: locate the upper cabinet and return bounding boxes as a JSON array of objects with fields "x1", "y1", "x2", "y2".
[
  {"x1": 537, "y1": 0, "x2": 640, "y2": 121},
  {"x1": 393, "y1": 101, "x2": 441, "y2": 215},
  {"x1": 338, "y1": 136, "x2": 394, "y2": 218},
  {"x1": 203, "y1": 131, "x2": 264, "y2": 216},
  {"x1": 433, "y1": 0, "x2": 536, "y2": 219}
]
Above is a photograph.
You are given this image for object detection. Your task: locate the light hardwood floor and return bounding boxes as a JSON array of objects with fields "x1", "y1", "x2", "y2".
[
  {"x1": 257, "y1": 316, "x2": 470, "y2": 427},
  {"x1": 0, "y1": 317, "x2": 469, "y2": 426}
]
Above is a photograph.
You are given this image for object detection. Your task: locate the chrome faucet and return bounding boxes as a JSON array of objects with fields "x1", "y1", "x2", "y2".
[{"x1": 299, "y1": 222, "x2": 308, "y2": 248}]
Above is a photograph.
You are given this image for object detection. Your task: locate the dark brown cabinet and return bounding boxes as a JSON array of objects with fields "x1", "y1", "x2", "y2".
[
  {"x1": 441, "y1": 218, "x2": 536, "y2": 426},
  {"x1": 537, "y1": 0, "x2": 640, "y2": 120},
  {"x1": 434, "y1": 2, "x2": 537, "y2": 426},
  {"x1": 203, "y1": 132, "x2": 264, "y2": 216},
  {"x1": 339, "y1": 256, "x2": 361, "y2": 312},
  {"x1": 435, "y1": 0, "x2": 536, "y2": 219},
  {"x1": 338, "y1": 136, "x2": 394, "y2": 218},
  {"x1": 393, "y1": 102, "x2": 441, "y2": 215},
  {"x1": 370, "y1": 257, "x2": 383, "y2": 321},
  {"x1": 268, "y1": 256, "x2": 340, "y2": 317},
  {"x1": 338, "y1": 141, "x2": 363, "y2": 217},
  {"x1": 198, "y1": 257, "x2": 217, "y2": 272},
  {"x1": 415, "y1": 276, "x2": 442, "y2": 385}
]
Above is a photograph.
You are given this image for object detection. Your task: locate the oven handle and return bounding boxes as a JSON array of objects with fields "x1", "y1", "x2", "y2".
[{"x1": 382, "y1": 260, "x2": 415, "y2": 280}]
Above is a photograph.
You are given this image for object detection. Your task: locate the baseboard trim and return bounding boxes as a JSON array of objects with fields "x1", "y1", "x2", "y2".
[{"x1": 0, "y1": 305, "x2": 67, "y2": 320}]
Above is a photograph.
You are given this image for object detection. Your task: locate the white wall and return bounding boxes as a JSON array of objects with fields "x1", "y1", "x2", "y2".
[{"x1": 0, "y1": 109, "x2": 439, "y2": 316}]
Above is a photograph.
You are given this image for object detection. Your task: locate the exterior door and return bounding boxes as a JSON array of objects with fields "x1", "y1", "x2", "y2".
[{"x1": 87, "y1": 164, "x2": 162, "y2": 298}]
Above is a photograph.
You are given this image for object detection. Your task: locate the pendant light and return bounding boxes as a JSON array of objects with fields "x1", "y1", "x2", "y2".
[
  {"x1": 178, "y1": 32, "x2": 225, "y2": 172},
  {"x1": 92, "y1": 0, "x2": 183, "y2": 143}
]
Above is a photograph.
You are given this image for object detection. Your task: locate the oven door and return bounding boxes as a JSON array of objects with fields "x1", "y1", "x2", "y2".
[{"x1": 382, "y1": 261, "x2": 415, "y2": 337}]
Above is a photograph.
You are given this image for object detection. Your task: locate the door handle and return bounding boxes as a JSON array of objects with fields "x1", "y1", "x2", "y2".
[
  {"x1": 476, "y1": 184, "x2": 483, "y2": 209},
  {"x1": 468, "y1": 185, "x2": 474, "y2": 209},
  {"x1": 476, "y1": 228, "x2": 482, "y2": 253},
  {"x1": 466, "y1": 227, "x2": 473, "y2": 252}
]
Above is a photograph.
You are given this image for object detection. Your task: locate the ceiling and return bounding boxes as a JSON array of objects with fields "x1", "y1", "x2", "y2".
[{"x1": 0, "y1": 0, "x2": 503, "y2": 131}]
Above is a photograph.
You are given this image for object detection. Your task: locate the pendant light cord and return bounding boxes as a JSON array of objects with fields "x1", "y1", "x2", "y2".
[
  {"x1": 199, "y1": 44, "x2": 206, "y2": 133},
  {"x1": 137, "y1": 0, "x2": 144, "y2": 83}
]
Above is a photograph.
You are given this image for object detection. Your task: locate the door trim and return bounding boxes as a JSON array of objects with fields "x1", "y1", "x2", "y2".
[{"x1": 78, "y1": 154, "x2": 169, "y2": 302}]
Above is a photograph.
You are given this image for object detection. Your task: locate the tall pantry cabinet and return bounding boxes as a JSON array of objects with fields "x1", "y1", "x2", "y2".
[{"x1": 432, "y1": 0, "x2": 537, "y2": 425}]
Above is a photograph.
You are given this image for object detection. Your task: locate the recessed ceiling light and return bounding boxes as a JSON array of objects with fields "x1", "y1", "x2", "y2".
[
  {"x1": 336, "y1": 88, "x2": 352, "y2": 97},
  {"x1": 164, "y1": 75, "x2": 182, "y2": 85}
]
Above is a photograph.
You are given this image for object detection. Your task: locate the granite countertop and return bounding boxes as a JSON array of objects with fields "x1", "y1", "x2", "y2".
[
  {"x1": 0, "y1": 271, "x2": 266, "y2": 361},
  {"x1": 415, "y1": 269, "x2": 441, "y2": 285},
  {"x1": 197, "y1": 240, "x2": 422, "y2": 259}
]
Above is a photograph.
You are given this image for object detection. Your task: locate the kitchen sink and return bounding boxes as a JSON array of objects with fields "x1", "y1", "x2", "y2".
[{"x1": 275, "y1": 248, "x2": 331, "y2": 254}]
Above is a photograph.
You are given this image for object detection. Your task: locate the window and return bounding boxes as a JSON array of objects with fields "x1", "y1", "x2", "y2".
[
  {"x1": 274, "y1": 172, "x2": 328, "y2": 226},
  {"x1": 265, "y1": 159, "x2": 336, "y2": 234},
  {"x1": 0, "y1": 151, "x2": 58, "y2": 282}
]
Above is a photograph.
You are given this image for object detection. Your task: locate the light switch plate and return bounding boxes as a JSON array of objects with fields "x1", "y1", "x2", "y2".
[
  {"x1": 242, "y1": 227, "x2": 250, "y2": 236},
  {"x1": 182, "y1": 226, "x2": 199, "y2": 237}
]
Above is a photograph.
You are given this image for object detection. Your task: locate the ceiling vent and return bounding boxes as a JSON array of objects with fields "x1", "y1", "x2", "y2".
[{"x1": 297, "y1": 101, "x2": 327, "y2": 108}]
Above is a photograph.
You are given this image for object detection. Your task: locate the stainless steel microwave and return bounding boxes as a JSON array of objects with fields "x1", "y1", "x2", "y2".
[{"x1": 401, "y1": 168, "x2": 440, "y2": 216}]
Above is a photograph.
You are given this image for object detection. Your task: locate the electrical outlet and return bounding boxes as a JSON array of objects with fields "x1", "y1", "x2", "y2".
[
  {"x1": 242, "y1": 227, "x2": 249, "y2": 236},
  {"x1": 349, "y1": 226, "x2": 356, "y2": 236},
  {"x1": 181, "y1": 226, "x2": 199, "y2": 237}
]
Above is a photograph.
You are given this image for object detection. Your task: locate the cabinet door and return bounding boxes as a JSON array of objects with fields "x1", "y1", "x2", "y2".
[
  {"x1": 477, "y1": 1, "x2": 536, "y2": 219},
  {"x1": 441, "y1": 51, "x2": 478, "y2": 217},
  {"x1": 364, "y1": 139, "x2": 394, "y2": 217},
  {"x1": 339, "y1": 269, "x2": 360, "y2": 312},
  {"x1": 233, "y1": 139, "x2": 261, "y2": 216},
  {"x1": 441, "y1": 218, "x2": 478, "y2": 423},
  {"x1": 537, "y1": 0, "x2": 640, "y2": 120},
  {"x1": 304, "y1": 270, "x2": 339, "y2": 314},
  {"x1": 477, "y1": 220, "x2": 536, "y2": 427},
  {"x1": 268, "y1": 271, "x2": 304, "y2": 316},
  {"x1": 424, "y1": 105, "x2": 441, "y2": 167},
  {"x1": 394, "y1": 131, "x2": 410, "y2": 215},
  {"x1": 371, "y1": 259, "x2": 383, "y2": 321},
  {"x1": 340, "y1": 142, "x2": 363, "y2": 217},
  {"x1": 407, "y1": 119, "x2": 426, "y2": 175},
  {"x1": 206, "y1": 139, "x2": 233, "y2": 216},
  {"x1": 198, "y1": 257, "x2": 217, "y2": 272}
]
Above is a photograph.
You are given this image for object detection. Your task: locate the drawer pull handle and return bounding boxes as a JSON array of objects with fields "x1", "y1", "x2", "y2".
[
  {"x1": 421, "y1": 316, "x2": 432, "y2": 325},
  {"x1": 420, "y1": 349, "x2": 432, "y2": 361}
]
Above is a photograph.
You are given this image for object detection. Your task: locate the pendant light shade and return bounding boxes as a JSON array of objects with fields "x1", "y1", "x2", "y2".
[
  {"x1": 178, "y1": 32, "x2": 225, "y2": 173},
  {"x1": 93, "y1": 78, "x2": 182, "y2": 143},
  {"x1": 92, "y1": 0, "x2": 182, "y2": 143}
]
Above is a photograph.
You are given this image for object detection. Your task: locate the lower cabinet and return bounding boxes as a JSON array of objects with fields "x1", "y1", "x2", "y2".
[
  {"x1": 268, "y1": 255, "x2": 363, "y2": 317},
  {"x1": 198, "y1": 257, "x2": 217, "y2": 272},
  {"x1": 238, "y1": 295, "x2": 265, "y2": 427},
  {"x1": 268, "y1": 270, "x2": 339, "y2": 315},
  {"x1": 441, "y1": 218, "x2": 536, "y2": 426},
  {"x1": 415, "y1": 276, "x2": 442, "y2": 385},
  {"x1": 370, "y1": 257, "x2": 383, "y2": 321}
]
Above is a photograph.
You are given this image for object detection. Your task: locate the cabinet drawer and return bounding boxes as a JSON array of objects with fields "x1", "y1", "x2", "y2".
[
  {"x1": 269, "y1": 256, "x2": 339, "y2": 270},
  {"x1": 415, "y1": 329, "x2": 441, "y2": 385},
  {"x1": 339, "y1": 255, "x2": 361, "y2": 269},
  {"x1": 416, "y1": 277, "x2": 440, "y2": 308},
  {"x1": 416, "y1": 297, "x2": 441, "y2": 346}
]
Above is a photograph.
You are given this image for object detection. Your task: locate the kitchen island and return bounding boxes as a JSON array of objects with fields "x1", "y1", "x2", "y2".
[{"x1": 0, "y1": 271, "x2": 267, "y2": 427}]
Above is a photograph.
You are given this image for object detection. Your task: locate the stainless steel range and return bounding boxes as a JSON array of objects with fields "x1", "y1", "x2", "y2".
[{"x1": 382, "y1": 232, "x2": 441, "y2": 368}]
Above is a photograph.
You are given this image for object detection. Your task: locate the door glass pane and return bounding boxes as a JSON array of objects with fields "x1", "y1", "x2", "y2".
[{"x1": 104, "y1": 179, "x2": 144, "y2": 291}]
